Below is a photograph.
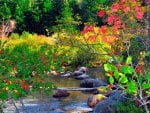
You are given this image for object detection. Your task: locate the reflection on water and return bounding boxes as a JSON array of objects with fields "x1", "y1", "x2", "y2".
[
  {"x1": 49, "y1": 77, "x2": 80, "y2": 87},
  {"x1": 49, "y1": 67, "x2": 106, "y2": 87}
]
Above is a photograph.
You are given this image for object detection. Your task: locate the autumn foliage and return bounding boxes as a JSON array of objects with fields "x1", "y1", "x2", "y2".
[{"x1": 82, "y1": 0, "x2": 145, "y2": 46}]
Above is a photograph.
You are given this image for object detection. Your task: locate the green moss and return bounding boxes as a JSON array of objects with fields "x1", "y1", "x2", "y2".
[{"x1": 116, "y1": 101, "x2": 144, "y2": 113}]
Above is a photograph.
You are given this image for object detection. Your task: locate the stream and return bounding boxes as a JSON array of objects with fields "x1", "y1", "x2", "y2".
[{"x1": 4, "y1": 68, "x2": 106, "y2": 113}]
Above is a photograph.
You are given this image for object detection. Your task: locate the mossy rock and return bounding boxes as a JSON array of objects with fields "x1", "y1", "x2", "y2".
[{"x1": 115, "y1": 101, "x2": 144, "y2": 113}]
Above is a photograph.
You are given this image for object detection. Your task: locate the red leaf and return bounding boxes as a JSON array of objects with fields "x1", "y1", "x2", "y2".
[
  {"x1": 5, "y1": 80, "x2": 11, "y2": 85},
  {"x1": 109, "y1": 71, "x2": 113, "y2": 76},
  {"x1": 22, "y1": 84, "x2": 29, "y2": 90},
  {"x1": 106, "y1": 15, "x2": 115, "y2": 25},
  {"x1": 0, "y1": 50, "x2": 3, "y2": 54},
  {"x1": 135, "y1": 64, "x2": 143, "y2": 74},
  {"x1": 120, "y1": 0, "x2": 125, "y2": 3},
  {"x1": 87, "y1": 35, "x2": 98, "y2": 42},
  {"x1": 134, "y1": 6, "x2": 142, "y2": 12},
  {"x1": 21, "y1": 80, "x2": 25, "y2": 85},
  {"x1": 98, "y1": 10, "x2": 105, "y2": 18},
  {"x1": 108, "y1": 84, "x2": 113, "y2": 89},
  {"x1": 114, "y1": 20, "x2": 122, "y2": 28},
  {"x1": 129, "y1": 0, "x2": 135, "y2": 2},
  {"x1": 113, "y1": 26, "x2": 119, "y2": 33},
  {"x1": 119, "y1": 4, "x2": 125, "y2": 9},
  {"x1": 82, "y1": 25, "x2": 94, "y2": 35},
  {"x1": 100, "y1": 25, "x2": 107, "y2": 34},
  {"x1": 123, "y1": 6, "x2": 130, "y2": 13},
  {"x1": 135, "y1": 12, "x2": 144, "y2": 20},
  {"x1": 111, "y1": 2, "x2": 120, "y2": 13}
]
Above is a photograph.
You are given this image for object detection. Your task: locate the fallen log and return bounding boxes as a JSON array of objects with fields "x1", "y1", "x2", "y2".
[{"x1": 56, "y1": 87, "x2": 103, "y2": 91}]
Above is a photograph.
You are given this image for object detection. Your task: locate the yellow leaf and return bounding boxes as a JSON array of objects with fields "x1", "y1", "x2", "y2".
[
  {"x1": 96, "y1": 94, "x2": 107, "y2": 100},
  {"x1": 146, "y1": 91, "x2": 150, "y2": 95}
]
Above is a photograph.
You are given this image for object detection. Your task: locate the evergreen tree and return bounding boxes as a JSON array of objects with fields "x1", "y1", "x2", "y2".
[{"x1": 58, "y1": 0, "x2": 77, "y2": 33}]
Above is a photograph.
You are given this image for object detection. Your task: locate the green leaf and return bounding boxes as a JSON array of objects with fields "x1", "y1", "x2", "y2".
[
  {"x1": 125, "y1": 56, "x2": 132, "y2": 65},
  {"x1": 0, "y1": 40, "x2": 1, "y2": 47},
  {"x1": 43, "y1": 0, "x2": 52, "y2": 12},
  {"x1": 104, "y1": 63, "x2": 112, "y2": 71},
  {"x1": 119, "y1": 73, "x2": 125, "y2": 76},
  {"x1": 146, "y1": 72, "x2": 150, "y2": 81},
  {"x1": 138, "y1": 76, "x2": 144, "y2": 85},
  {"x1": 127, "y1": 81, "x2": 137, "y2": 93},
  {"x1": 142, "y1": 82, "x2": 150, "y2": 89},
  {"x1": 117, "y1": 56, "x2": 123, "y2": 63},
  {"x1": 121, "y1": 66, "x2": 133, "y2": 74},
  {"x1": 114, "y1": 70, "x2": 119, "y2": 79},
  {"x1": 12, "y1": 93, "x2": 19, "y2": 100},
  {"x1": 119, "y1": 75, "x2": 128, "y2": 83},
  {"x1": 109, "y1": 76, "x2": 114, "y2": 84},
  {"x1": 145, "y1": 52, "x2": 150, "y2": 57},
  {"x1": 99, "y1": 0, "x2": 107, "y2": 4},
  {"x1": 104, "y1": 63, "x2": 116, "y2": 72},
  {"x1": 0, "y1": 92, "x2": 8, "y2": 100}
]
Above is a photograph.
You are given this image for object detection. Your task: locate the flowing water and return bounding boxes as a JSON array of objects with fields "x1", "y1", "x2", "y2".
[{"x1": 4, "y1": 68, "x2": 106, "y2": 113}]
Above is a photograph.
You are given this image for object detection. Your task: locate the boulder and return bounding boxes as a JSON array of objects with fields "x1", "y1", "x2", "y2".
[
  {"x1": 50, "y1": 71, "x2": 59, "y2": 76},
  {"x1": 108, "y1": 90, "x2": 127, "y2": 101},
  {"x1": 93, "y1": 78, "x2": 108, "y2": 87},
  {"x1": 80, "y1": 78, "x2": 95, "y2": 87},
  {"x1": 73, "y1": 67, "x2": 89, "y2": 80},
  {"x1": 78, "y1": 67, "x2": 87, "y2": 73},
  {"x1": 66, "y1": 109, "x2": 92, "y2": 113},
  {"x1": 60, "y1": 71, "x2": 71, "y2": 77},
  {"x1": 74, "y1": 73, "x2": 90, "y2": 80},
  {"x1": 73, "y1": 70, "x2": 84, "y2": 77},
  {"x1": 87, "y1": 94, "x2": 107, "y2": 108},
  {"x1": 50, "y1": 109, "x2": 66, "y2": 113},
  {"x1": 53, "y1": 90, "x2": 70, "y2": 98},
  {"x1": 93, "y1": 90, "x2": 127, "y2": 113},
  {"x1": 80, "y1": 78, "x2": 107, "y2": 88}
]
